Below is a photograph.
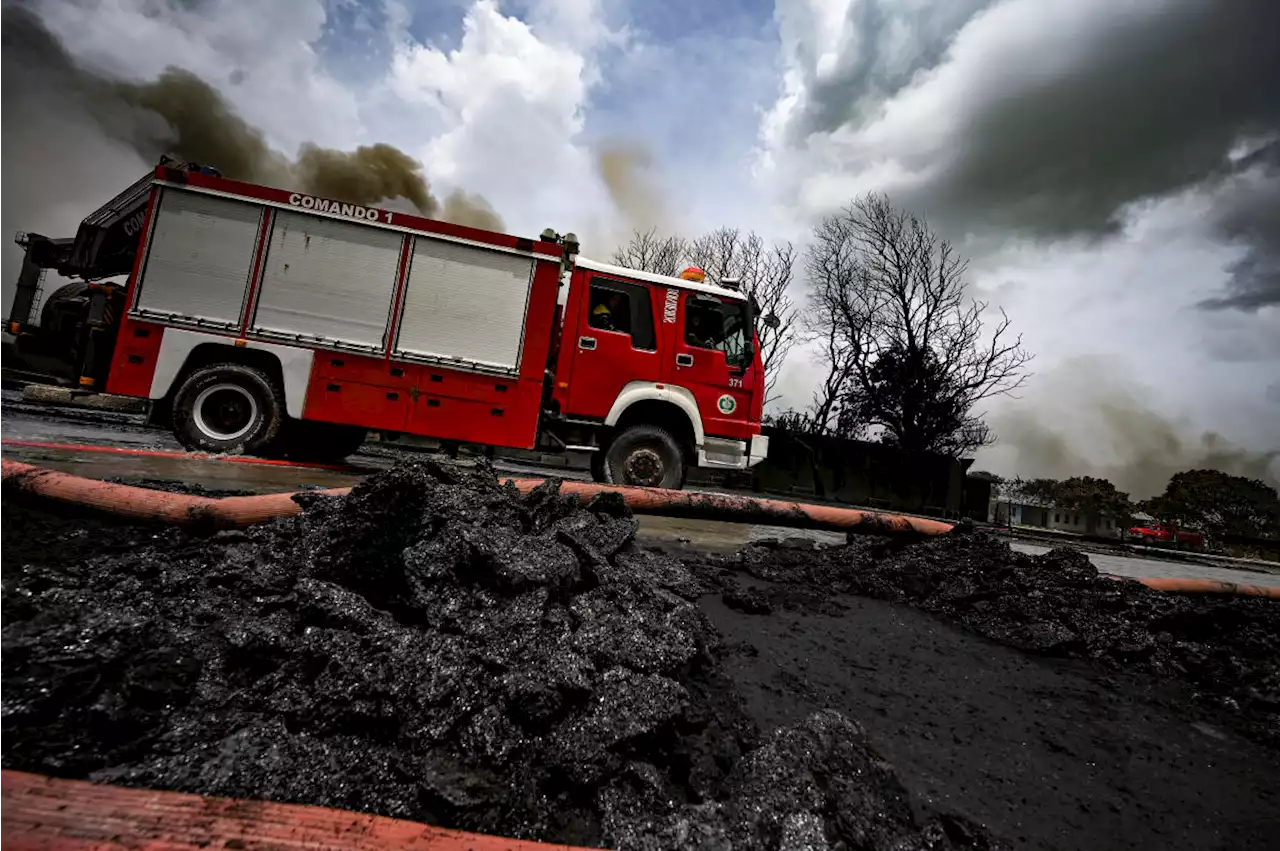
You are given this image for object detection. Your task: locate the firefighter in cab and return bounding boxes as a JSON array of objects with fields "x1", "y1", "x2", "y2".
[{"x1": 591, "y1": 290, "x2": 629, "y2": 333}]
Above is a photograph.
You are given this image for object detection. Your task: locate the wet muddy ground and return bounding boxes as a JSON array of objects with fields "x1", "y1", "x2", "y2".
[
  {"x1": 689, "y1": 548, "x2": 1280, "y2": 851},
  {"x1": 3, "y1": 462, "x2": 1279, "y2": 850}
]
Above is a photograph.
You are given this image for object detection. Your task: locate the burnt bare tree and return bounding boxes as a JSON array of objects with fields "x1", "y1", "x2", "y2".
[
  {"x1": 803, "y1": 315, "x2": 860, "y2": 437},
  {"x1": 613, "y1": 226, "x2": 799, "y2": 403},
  {"x1": 806, "y1": 193, "x2": 1031, "y2": 457},
  {"x1": 609, "y1": 228, "x2": 687, "y2": 277}
]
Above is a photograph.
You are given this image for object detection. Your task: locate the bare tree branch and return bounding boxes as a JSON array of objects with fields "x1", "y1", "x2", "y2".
[
  {"x1": 804, "y1": 193, "x2": 1033, "y2": 457},
  {"x1": 609, "y1": 228, "x2": 687, "y2": 277}
]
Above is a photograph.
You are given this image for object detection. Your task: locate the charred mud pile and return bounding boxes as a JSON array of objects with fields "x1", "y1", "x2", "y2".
[
  {"x1": 2, "y1": 462, "x2": 1004, "y2": 850},
  {"x1": 720, "y1": 533, "x2": 1280, "y2": 741}
]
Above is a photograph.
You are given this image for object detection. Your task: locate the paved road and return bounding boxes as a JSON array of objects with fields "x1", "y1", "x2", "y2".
[
  {"x1": 3, "y1": 391, "x2": 1277, "y2": 590},
  {"x1": 636, "y1": 516, "x2": 1280, "y2": 587},
  {"x1": 0, "y1": 389, "x2": 577, "y2": 491},
  {"x1": 1008, "y1": 541, "x2": 1276, "y2": 588}
]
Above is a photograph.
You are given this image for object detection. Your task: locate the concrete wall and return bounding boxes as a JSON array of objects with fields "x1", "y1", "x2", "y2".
[{"x1": 743, "y1": 428, "x2": 967, "y2": 517}]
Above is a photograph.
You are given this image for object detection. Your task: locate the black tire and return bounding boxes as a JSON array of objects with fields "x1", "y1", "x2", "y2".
[
  {"x1": 603, "y1": 424, "x2": 685, "y2": 489},
  {"x1": 273, "y1": 420, "x2": 368, "y2": 463},
  {"x1": 171, "y1": 363, "x2": 283, "y2": 455}
]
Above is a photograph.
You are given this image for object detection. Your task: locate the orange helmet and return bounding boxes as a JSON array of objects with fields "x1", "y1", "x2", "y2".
[{"x1": 678, "y1": 266, "x2": 706, "y2": 283}]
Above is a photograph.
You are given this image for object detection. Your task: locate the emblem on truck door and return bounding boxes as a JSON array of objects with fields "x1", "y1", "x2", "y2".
[{"x1": 717, "y1": 394, "x2": 737, "y2": 414}]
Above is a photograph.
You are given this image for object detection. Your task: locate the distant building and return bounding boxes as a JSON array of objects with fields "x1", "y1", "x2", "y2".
[{"x1": 989, "y1": 495, "x2": 1123, "y2": 537}]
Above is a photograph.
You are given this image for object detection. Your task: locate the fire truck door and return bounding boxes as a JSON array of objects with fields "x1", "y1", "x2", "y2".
[
  {"x1": 672, "y1": 291, "x2": 755, "y2": 440},
  {"x1": 566, "y1": 277, "x2": 661, "y2": 420}
]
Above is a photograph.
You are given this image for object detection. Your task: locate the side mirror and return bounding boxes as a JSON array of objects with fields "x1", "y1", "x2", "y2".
[{"x1": 762, "y1": 313, "x2": 781, "y2": 330}]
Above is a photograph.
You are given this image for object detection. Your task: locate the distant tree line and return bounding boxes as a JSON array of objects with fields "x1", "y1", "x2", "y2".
[
  {"x1": 982, "y1": 469, "x2": 1280, "y2": 547},
  {"x1": 612, "y1": 194, "x2": 1031, "y2": 458}
]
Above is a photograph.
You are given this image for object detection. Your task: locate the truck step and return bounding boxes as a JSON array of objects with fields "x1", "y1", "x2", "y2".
[{"x1": 21, "y1": 383, "x2": 149, "y2": 414}]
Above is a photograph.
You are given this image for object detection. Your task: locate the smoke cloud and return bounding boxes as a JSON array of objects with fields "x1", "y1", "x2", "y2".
[
  {"x1": 440, "y1": 191, "x2": 504, "y2": 233},
  {"x1": 1, "y1": 6, "x2": 502, "y2": 265},
  {"x1": 982, "y1": 357, "x2": 1280, "y2": 498},
  {"x1": 595, "y1": 140, "x2": 666, "y2": 233}
]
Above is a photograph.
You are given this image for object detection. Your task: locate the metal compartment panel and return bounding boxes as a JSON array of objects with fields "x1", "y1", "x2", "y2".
[
  {"x1": 395, "y1": 238, "x2": 535, "y2": 374},
  {"x1": 133, "y1": 188, "x2": 261, "y2": 327},
  {"x1": 252, "y1": 210, "x2": 403, "y2": 351}
]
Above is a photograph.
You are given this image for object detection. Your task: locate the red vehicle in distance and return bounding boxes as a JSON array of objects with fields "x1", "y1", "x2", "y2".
[{"x1": 1127, "y1": 521, "x2": 1205, "y2": 549}]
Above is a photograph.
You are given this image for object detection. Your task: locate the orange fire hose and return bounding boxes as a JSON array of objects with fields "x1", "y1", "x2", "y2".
[
  {"x1": 0, "y1": 459, "x2": 349, "y2": 528},
  {"x1": 0, "y1": 459, "x2": 951, "y2": 536},
  {"x1": 505, "y1": 476, "x2": 957, "y2": 536},
  {"x1": 1, "y1": 769, "x2": 598, "y2": 851},
  {"x1": 2, "y1": 459, "x2": 1277, "y2": 598}
]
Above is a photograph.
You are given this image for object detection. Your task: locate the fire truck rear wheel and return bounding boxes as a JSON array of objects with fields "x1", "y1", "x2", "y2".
[
  {"x1": 172, "y1": 363, "x2": 284, "y2": 455},
  {"x1": 603, "y1": 425, "x2": 685, "y2": 489}
]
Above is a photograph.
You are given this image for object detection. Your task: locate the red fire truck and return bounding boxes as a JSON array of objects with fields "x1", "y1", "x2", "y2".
[{"x1": 5, "y1": 159, "x2": 772, "y2": 488}]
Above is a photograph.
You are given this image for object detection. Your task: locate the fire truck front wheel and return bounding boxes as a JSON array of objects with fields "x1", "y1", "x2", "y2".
[
  {"x1": 171, "y1": 363, "x2": 284, "y2": 455},
  {"x1": 603, "y1": 425, "x2": 685, "y2": 490}
]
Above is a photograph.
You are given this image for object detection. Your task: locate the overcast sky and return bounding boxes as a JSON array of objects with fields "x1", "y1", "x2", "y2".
[{"x1": 3, "y1": 0, "x2": 1278, "y2": 494}]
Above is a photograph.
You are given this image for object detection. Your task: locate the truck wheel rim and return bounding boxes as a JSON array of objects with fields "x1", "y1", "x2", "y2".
[
  {"x1": 624, "y1": 447, "x2": 664, "y2": 487},
  {"x1": 192, "y1": 384, "x2": 258, "y2": 442}
]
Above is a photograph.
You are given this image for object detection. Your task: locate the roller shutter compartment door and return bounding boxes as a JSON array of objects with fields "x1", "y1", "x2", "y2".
[
  {"x1": 133, "y1": 189, "x2": 261, "y2": 328},
  {"x1": 252, "y1": 210, "x2": 403, "y2": 351},
  {"x1": 395, "y1": 238, "x2": 535, "y2": 374}
]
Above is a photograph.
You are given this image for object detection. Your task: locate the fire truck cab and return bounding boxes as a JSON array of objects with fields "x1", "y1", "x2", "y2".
[
  {"x1": 548, "y1": 256, "x2": 769, "y2": 487},
  {"x1": 5, "y1": 160, "x2": 771, "y2": 489}
]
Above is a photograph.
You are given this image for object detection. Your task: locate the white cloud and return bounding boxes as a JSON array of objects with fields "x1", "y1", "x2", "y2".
[
  {"x1": 386, "y1": 0, "x2": 619, "y2": 238},
  {"x1": 522, "y1": 0, "x2": 629, "y2": 56}
]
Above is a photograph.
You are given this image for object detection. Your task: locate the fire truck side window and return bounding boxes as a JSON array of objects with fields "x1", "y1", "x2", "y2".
[{"x1": 587, "y1": 279, "x2": 656, "y2": 351}]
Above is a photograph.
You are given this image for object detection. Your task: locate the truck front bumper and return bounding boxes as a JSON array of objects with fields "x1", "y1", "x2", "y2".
[{"x1": 698, "y1": 433, "x2": 769, "y2": 471}]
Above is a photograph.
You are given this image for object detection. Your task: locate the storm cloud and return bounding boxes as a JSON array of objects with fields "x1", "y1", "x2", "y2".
[
  {"x1": 773, "y1": 0, "x2": 1280, "y2": 310},
  {"x1": 779, "y1": 0, "x2": 992, "y2": 140}
]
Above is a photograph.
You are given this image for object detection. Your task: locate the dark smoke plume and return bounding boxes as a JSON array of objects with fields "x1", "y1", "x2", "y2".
[
  {"x1": 440, "y1": 190, "x2": 504, "y2": 233},
  {"x1": 595, "y1": 140, "x2": 666, "y2": 233},
  {"x1": 1, "y1": 6, "x2": 501, "y2": 236},
  {"x1": 985, "y1": 358, "x2": 1280, "y2": 498}
]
